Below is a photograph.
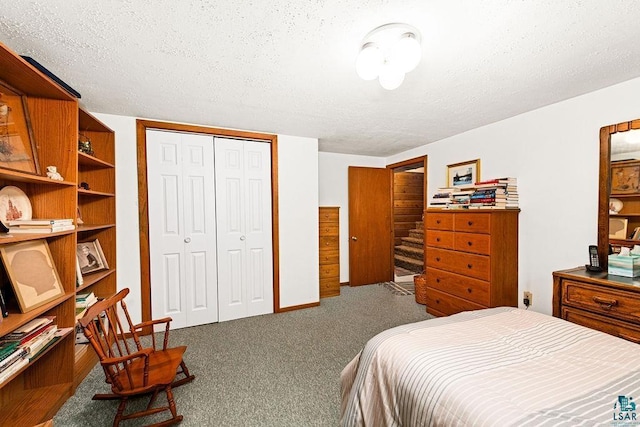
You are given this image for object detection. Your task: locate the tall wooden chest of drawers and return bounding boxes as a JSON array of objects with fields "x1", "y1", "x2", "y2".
[
  {"x1": 553, "y1": 267, "x2": 640, "y2": 343},
  {"x1": 424, "y1": 209, "x2": 519, "y2": 316},
  {"x1": 319, "y1": 207, "x2": 340, "y2": 298}
]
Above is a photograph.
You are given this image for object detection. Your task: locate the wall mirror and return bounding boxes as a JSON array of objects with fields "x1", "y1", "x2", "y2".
[{"x1": 598, "y1": 119, "x2": 640, "y2": 266}]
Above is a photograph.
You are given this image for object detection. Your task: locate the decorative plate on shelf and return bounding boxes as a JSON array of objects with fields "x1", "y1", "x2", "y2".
[
  {"x1": 0, "y1": 186, "x2": 32, "y2": 231},
  {"x1": 609, "y1": 198, "x2": 624, "y2": 214}
]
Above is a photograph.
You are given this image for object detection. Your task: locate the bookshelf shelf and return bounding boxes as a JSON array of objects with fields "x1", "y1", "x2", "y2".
[
  {"x1": 0, "y1": 293, "x2": 74, "y2": 337},
  {"x1": 0, "y1": 228, "x2": 77, "y2": 244},
  {"x1": 78, "y1": 188, "x2": 115, "y2": 197},
  {"x1": 0, "y1": 383, "x2": 73, "y2": 426},
  {"x1": 78, "y1": 152, "x2": 115, "y2": 169},
  {"x1": 77, "y1": 224, "x2": 116, "y2": 233},
  {"x1": 76, "y1": 268, "x2": 116, "y2": 293}
]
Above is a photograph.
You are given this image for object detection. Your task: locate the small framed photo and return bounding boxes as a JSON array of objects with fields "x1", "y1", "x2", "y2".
[
  {"x1": 0, "y1": 239, "x2": 64, "y2": 313},
  {"x1": 609, "y1": 217, "x2": 629, "y2": 239},
  {"x1": 77, "y1": 239, "x2": 108, "y2": 275},
  {"x1": 0, "y1": 91, "x2": 41, "y2": 176},
  {"x1": 447, "y1": 159, "x2": 480, "y2": 187},
  {"x1": 611, "y1": 162, "x2": 640, "y2": 195}
]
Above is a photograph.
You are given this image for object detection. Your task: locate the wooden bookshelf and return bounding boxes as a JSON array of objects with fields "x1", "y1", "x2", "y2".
[
  {"x1": 0, "y1": 41, "x2": 117, "y2": 424},
  {"x1": 0, "y1": 41, "x2": 77, "y2": 425}
]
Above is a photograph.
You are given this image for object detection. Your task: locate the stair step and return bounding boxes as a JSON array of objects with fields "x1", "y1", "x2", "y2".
[
  {"x1": 415, "y1": 221, "x2": 424, "y2": 230},
  {"x1": 395, "y1": 245, "x2": 424, "y2": 259},
  {"x1": 400, "y1": 236, "x2": 423, "y2": 249},
  {"x1": 394, "y1": 254, "x2": 423, "y2": 273},
  {"x1": 409, "y1": 229, "x2": 424, "y2": 239}
]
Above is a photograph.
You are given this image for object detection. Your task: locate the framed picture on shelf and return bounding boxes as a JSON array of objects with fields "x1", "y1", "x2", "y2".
[
  {"x1": 609, "y1": 217, "x2": 629, "y2": 239},
  {"x1": 0, "y1": 90, "x2": 41, "y2": 175},
  {"x1": 611, "y1": 162, "x2": 640, "y2": 194},
  {"x1": 447, "y1": 159, "x2": 480, "y2": 187},
  {"x1": 0, "y1": 239, "x2": 64, "y2": 313},
  {"x1": 77, "y1": 239, "x2": 108, "y2": 275}
]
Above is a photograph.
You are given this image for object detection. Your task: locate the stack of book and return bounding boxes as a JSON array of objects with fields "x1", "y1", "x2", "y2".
[
  {"x1": 469, "y1": 177, "x2": 519, "y2": 209},
  {"x1": 428, "y1": 187, "x2": 455, "y2": 208},
  {"x1": 7, "y1": 218, "x2": 75, "y2": 234},
  {"x1": 75, "y1": 292, "x2": 98, "y2": 321},
  {"x1": 0, "y1": 316, "x2": 58, "y2": 384}
]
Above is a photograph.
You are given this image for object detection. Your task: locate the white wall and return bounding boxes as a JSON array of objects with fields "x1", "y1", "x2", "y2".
[
  {"x1": 318, "y1": 152, "x2": 387, "y2": 283},
  {"x1": 382, "y1": 76, "x2": 640, "y2": 315},
  {"x1": 93, "y1": 113, "x2": 319, "y2": 322}
]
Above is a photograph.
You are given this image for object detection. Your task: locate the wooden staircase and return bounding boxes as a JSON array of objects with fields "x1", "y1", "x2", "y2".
[{"x1": 394, "y1": 220, "x2": 424, "y2": 274}]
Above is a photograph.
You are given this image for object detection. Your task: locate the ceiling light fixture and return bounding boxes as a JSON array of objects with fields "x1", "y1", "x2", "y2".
[{"x1": 356, "y1": 23, "x2": 422, "y2": 90}]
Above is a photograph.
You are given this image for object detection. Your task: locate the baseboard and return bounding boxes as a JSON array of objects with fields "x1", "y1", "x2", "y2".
[
  {"x1": 276, "y1": 301, "x2": 320, "y2": 312},
  {"x1": 340, "y1": 281, "x2": 349, "y2": 286}
]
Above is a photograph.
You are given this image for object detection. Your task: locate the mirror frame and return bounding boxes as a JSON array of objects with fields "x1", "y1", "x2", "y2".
[{"x1": 598, "y1": 119, "x2": 640, "y2": 267}]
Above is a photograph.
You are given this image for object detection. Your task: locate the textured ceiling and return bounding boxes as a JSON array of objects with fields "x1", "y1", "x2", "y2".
[{"x1": 2, "y1": 1, "x2": 640, "y2": 156}]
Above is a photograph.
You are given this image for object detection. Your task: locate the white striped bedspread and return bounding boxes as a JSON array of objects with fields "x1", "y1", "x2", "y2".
[{"x1": 341, "y1": 307, "x2": 640, "y2": 426}]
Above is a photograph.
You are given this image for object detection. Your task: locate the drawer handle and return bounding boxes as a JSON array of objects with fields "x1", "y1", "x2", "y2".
[
  {"x1": 436, "y1": 257, "x2": 441, "y2": 262},
  {"x1": 436, "y1": 220, "x2": 441, "y2": 224},
  {"x1": 435, "y1": 299, "x2": 440, "y2": 304},
  {"x1": 467, "y1": 264, "x2": 473, "y2": 269},
  {"x1": 467, "y1": 241, "x2": 473, "y2": 246},
  {"x1": 592, "y1": 296, "x2": 618, "y2": 310},
  {"x1": 436, "y1": 237, "x2": 441, "y2": 242},
  {"x1": 468, "y1": 221, "x2": 473, "y2": 226},
  {"x1": 467, "y1": 288, "x2": 472, "y2": 293},
  {"x1": 436, "y1": 278, "x2": 440, "y2": 283},
  {"x1": 619, "y1": 333, "x2": 640, "y2": 344}
]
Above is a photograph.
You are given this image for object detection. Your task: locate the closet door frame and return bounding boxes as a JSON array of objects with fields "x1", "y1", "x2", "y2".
[{"x1": 136, "y1": 119, "x2": 284, "y2": 326}]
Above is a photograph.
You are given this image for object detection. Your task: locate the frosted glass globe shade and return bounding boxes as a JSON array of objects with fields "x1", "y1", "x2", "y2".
[
  {"x1": 356, "y1": 44, "x2": 383, "y2": 81},
  {"x1": 378, "y1": 62, "x2": 405, "y2": 90},
  {"x1": 391, "y1": 34, "x2": 422, "y2": 73}
]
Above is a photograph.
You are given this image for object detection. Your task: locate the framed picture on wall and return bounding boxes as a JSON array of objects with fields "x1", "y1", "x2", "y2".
[{"x1": 447, "y1": 159, "x2": 480, "y2": 187}]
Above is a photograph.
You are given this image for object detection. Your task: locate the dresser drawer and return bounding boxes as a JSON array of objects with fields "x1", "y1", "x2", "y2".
[
  {"x1": 319, "y1": 250, "x2": 339, "y2": 265},
  {"x1": 454, "y1": 213, "x2": 491, "y2": 234},
  {"x1": 425, "y1": 230, "x2": 454, "y2": 249},
  {"x1": 562, "y1": 306, "x2": 640, "y2": 344},
  {"x1": 425, "y1": 213, "x2": 453, "y2": 231},
  {"x1": 319, "y1": 224, "x2": 339, "y2": 236},
  {"x1": 319, "y1": 263, "x2": 339, "y2": 278},
  {"x1": 425, "y1": 248, "x2": 490, "y2": 281},
  {"x1": 454, "y1": 232, "x2": 490, "y2": 255},
  {"x1": 320, "y1": 236, "x2": 339, "y2": 250},
  {"x1": 319, "y1": 208, "x2": 339, "y2": 223},
  {"x1": 426, "y1": 288, "x2": 485, "y2": 316},
  {"x1": 320, "y1": 277, "x2": 340, "y2": 297},
  {"x1": 562, "y1": 281, "x2": 640, "y2": 323},
  {"x1": 426, "y1": 267, "x2": 490, "y2": 306}
]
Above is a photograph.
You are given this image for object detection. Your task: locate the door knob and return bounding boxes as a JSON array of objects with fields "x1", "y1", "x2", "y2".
[
  {"x1": 240, "y1": 235, "x2": 246, "y2": 241},
  {"x1": 184, "y1": 237, "x2": 191, "y2": 243},
  {"x1": 351, "y1": 236, "x2": 358, "y2": 241}
]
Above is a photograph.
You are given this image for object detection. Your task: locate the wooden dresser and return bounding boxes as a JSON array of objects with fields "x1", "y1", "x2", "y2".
[
  {"x1": 424, "y1": 209, "x2": 519, "y2": 316},
  {"x1": 553, "y1": 267, "x2": 640, "y2": 343},
  {"x1": 319, "y1": 207, "x2": 340, "y2": 298}
]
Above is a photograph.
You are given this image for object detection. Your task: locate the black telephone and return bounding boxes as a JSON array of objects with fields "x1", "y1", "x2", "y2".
[{"x1": 585, "y1": 245, "x2": 603, "y2": 272}]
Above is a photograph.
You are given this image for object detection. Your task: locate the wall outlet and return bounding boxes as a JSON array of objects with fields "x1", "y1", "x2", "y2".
[{"x1": 523, "y1": 291, "x2": 533, "y2": 307}]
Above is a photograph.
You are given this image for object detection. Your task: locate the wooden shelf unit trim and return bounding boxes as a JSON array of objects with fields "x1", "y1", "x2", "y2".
[
  {"x1": 78, "y1": 152, "x2": 115, "y2": 168},
  {"x1": 78, "y1": 108, "x2": 113, "y2": 133},
  {"x1": 0, "y1": 328, "x2": 73, "y2": 391},
  {"x1": 0, "y1": 292, "x2": 74, "y2": 337},
  {"x1": 0, "y1": 383, "x2": 73, "y2": 426},
  {"x1": 0, "y1": 228, "x2": 77, "y2": 244},
  {"x1": 76, "y1": 268, "x2": 116, "y2": 293},
  {"x1": 0, "y1": 42, "x2": 75, "y2": 101},
  {"x1": 0, "y1": 169, "x2": 76, "y2": 186},
  {"x1": 77, "y1": 188, "x2": 115, "y2": 197}
]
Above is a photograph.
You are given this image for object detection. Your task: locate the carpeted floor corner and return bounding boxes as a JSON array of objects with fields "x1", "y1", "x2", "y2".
[{"x1": 55, "y1": 284, "x2": 432, "y2": 426}]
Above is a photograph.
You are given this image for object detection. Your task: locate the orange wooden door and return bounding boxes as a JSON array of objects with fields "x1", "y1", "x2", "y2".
[{"x1": 348, "y1": 166, "x2": 393, "y2": 286}]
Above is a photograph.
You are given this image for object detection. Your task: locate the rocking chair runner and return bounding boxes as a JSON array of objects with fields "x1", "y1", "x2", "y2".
[{"x1": 79, "y1": 288, "x2": 195, "y2": 426}]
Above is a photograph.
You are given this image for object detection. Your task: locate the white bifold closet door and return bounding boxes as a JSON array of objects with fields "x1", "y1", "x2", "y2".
[
  {"x1": 147, "y1": 130, "x2": 219, "y2": 329},
  {"x1": 214, "y1": 137, "x2": 273, "y2": 322}
]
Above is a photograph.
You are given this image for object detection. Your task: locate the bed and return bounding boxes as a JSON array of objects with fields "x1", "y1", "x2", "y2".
[{"x1": 340, "y1": 307, "x2": 640, "y2": 426}]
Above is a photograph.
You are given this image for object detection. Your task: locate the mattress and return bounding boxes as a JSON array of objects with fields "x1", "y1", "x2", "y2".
[{"x1": 340, "y1": 307, "x2": 640, "y2": 426}]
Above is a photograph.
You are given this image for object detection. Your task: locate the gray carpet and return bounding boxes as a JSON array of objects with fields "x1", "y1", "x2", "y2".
[{"x1": 55, "y1": 285, "x2": 432, "y2": 426}]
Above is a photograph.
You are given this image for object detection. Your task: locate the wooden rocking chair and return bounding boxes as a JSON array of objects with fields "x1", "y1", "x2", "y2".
[{"x1": 79, "y1": 288, "x2": 194, "y2": 426}]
